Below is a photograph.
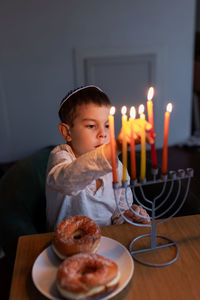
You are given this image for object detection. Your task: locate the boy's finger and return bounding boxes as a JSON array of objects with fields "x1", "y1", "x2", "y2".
[
  {"x1": 146, "y1": 133, "x2": 155, "y2": 145},
  {"x1": 144, "y1": 121, "x2": 152, "y2": 130}
]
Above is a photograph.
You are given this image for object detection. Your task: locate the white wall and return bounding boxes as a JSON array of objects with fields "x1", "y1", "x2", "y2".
[
  {"x1": 196, "y1": 0, "x2": 200, "y2": 31},
  {"x1": 0, "y1": 0, "x2": 196, "y2": 162}
]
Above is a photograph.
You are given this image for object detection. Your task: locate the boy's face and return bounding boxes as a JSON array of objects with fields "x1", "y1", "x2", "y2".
[{"x1": 61, "y1": 103, "x2": 110, "y2": 157}]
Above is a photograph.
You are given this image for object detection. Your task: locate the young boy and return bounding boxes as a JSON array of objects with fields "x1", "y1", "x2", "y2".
[{"x1": 46, "y1": 85, "x2": 151, "y2": 231}]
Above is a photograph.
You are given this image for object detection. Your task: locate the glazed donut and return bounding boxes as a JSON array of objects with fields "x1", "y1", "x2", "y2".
[
  {"x1": 56, "y1": 253, "x2": 120, "y2": 300},
  {"x1": 52, "y1": 216, "x2": 101, "y2": 259}
]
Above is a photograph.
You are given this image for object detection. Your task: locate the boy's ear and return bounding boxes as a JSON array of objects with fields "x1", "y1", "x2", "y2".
[{"x1": 59, "y1": 123, "x2": 72, "y2": 142}]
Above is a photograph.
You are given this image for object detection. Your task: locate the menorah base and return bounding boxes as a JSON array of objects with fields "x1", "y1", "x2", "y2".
[{"x1": 129, "y1": 234, "x2": 179, "y2": 267}]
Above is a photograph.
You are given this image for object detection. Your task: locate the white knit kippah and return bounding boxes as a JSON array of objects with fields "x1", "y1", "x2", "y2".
[{"x1": 59, "y1": 85, "x2": 103, "y2": 112}]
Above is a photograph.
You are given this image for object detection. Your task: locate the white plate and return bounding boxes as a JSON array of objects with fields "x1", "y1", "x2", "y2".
[{"x1": 32, "y1": 236, "x2": 134, "y2": 300}]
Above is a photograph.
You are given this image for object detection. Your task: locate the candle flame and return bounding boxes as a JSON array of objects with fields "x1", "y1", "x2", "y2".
[
  {"x1": 121, "y1": 106, "x2": 127, "y2": 115},
  {"x1": 138, "y1": 104, "x2": 145, "y2": 114},
  {"x1": 110, "y1": 106, "x2": 115, "y2": 115},
  {"x1": 130, "y1": 106, "x2": 136, "y2": 119},
  {"x1": 166, "y1": 103, "x2": 173, "y2": 113},
  {"x1": 147, "y1": 87, "x2": 154, "y2": 101}
]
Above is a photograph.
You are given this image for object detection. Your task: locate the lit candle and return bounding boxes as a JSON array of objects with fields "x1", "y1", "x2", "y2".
[
  {"x1": 147, "y1": 87, "x2": 158, "y2": 169},
  {"x1": 147, "y1": 87, "x2": 154, "y2": 129},
  {"x1": 139, "y1": 104, "x2": 146, "y2": 180},
  {"x1": 121, "y1": 106, "x2": 127, "y2": 182},
  {"x1": 129, "y1": 106, "x2": 136, "y2": 180},
  {"x1": 109, "y1": 106, "x2": 117, "y2": 183},
  {"x1": 162, "y1": 103, "x2": 173, "y2": 175}
]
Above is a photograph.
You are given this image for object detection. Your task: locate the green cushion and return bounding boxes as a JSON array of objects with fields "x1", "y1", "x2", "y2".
[{"x1": 0, "y1": 146, "x2": 54, "y2": 259}]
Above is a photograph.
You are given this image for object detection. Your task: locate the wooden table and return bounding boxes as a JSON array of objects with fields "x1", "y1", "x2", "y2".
[{"x1": 9, "y1": 215, "x2": 200, "y2": 300}]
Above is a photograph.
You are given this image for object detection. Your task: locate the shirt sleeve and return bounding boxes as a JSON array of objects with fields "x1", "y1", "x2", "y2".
[{"x1": 46, "y1": 144, "x2": 113, "y2": 195}]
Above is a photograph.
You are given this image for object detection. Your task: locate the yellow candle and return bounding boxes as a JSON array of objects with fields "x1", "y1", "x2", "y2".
[
  {"x1": 162, "y1": 103, "x2": 173, "y2": 175},
  {"x1": 129, "y1": 106, "x2": 136, "y2": 180},
  {"x1": 109, "y1": 106, "x2": 117, "y2": 183},
  {"x1": 121, "y1": 106, "x2": 127, "y2": 182},
  {"x1": 139, "y1": 104, "x2": 146, "y2": 180}
]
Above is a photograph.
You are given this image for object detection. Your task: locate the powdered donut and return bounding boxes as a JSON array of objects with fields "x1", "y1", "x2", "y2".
[
  {"x1": 52, "y1": 216, "x2": 101, "y2": 259},
  {"x1": 56, "y1": 253, "x2": 120, "y2": 299}
]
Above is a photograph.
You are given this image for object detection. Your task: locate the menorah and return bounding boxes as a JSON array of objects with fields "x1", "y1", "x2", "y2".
[{"x1": 113, "y1": 167, "x2": 193, "y2": 267}]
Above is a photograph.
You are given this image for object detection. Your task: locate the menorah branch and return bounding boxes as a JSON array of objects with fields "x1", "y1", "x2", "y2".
[{"x1": 113, "y1": 167, "x2": 193, "y2": 267}]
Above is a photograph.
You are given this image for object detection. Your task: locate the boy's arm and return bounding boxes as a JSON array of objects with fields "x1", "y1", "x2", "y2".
[{"x1": 46, "y1": 145, "x2": 112, "y2": 195}]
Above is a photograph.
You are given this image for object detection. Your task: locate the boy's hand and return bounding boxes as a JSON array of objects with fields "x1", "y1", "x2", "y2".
[
  {"x1": 116, "y1": 119, "x2": 155, "y2": 154},
  {"x1": 124, "y1": 204, "x2": 151, "y2": 224}
]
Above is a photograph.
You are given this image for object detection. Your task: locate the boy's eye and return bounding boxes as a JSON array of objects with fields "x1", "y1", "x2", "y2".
[
  {"x1": 105, "y1": 124, "x2": 109, "y2": 129},
  {"x1": 86, "y1": 124, "x2": 95, "y2": 128}
]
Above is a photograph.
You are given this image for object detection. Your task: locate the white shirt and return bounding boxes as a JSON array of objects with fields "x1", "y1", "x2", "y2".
[{"x1": 46, "y1": 144, "x2": 133, "y2": 231}]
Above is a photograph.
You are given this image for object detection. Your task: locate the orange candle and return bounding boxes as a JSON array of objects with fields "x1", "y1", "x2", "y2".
[
  {"x1": 109, "y1": 106, "x2": 117, "y2": 183},
  {"x1": 121, "y1": 106, "x2": 127, "y2": 182},
  {"x1": 129, "y1": 106, "x2": 136, "y2": 180},
  {"x1": 147, "y1": 87, "x2": 157, "y2": 169},
  {"x1": 139, "y1": 104, "x2": 146, "y2": 180},
  {"x1": 162, "y1": 103, "x2": 173, "y2": 175}
]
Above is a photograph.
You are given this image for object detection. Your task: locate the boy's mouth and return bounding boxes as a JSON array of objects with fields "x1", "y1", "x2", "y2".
[{"x1": 95, "y1": 144, "x2": 103, "y2": 148}]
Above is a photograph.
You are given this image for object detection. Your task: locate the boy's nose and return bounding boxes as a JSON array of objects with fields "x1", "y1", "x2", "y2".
[{"x1": 98, "y1": 129, "x2": 107, "y2": 138}]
